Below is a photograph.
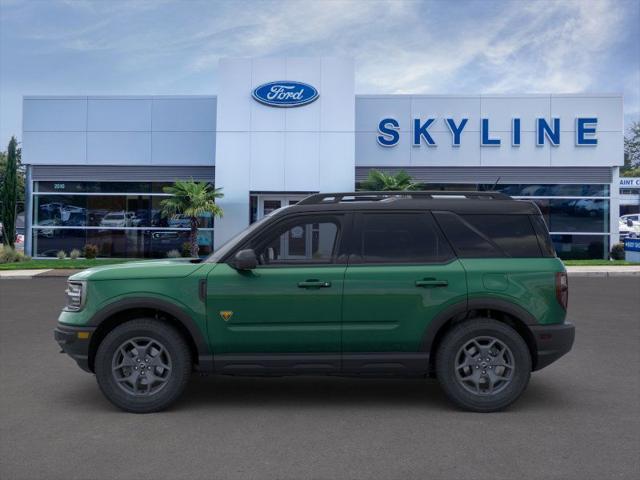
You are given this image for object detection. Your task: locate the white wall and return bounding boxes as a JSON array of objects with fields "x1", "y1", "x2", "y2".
[
  {"x1": 22, "y1": 96, "x2": 216, "y2": 166},
  {"x1": 355, "y1": 94, "x2": 623, "y2": 168},
  {"x1": 214, "y1": 57, "x2": 355, "y2": 248}
]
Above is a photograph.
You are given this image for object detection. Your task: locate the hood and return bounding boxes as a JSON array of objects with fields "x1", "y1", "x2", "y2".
[{"x1": 69, "y1": 259, "x2": 208, "y2": 281}]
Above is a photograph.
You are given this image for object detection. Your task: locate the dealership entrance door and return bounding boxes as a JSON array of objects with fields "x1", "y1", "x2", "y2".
[{"x1": 250, "y1": 194, "x2": 311, "y2": 223}]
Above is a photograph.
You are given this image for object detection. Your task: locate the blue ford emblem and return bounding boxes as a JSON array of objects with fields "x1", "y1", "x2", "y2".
[{"x1": 252, "y1": 81, "x2": 319, "y2": 107}]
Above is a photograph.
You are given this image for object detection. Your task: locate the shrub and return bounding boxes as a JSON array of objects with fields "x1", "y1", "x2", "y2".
[
  {"x1": 84, "y1": 244, "x2": 99, "y2": 259},
  {"x1": 0, "y1": 246, "x2": 31, "y2": 263},
  {"x1": 69, "y1": 249, "x2": 81, "y2": 260},
  {"x1": 56, "y1": 250, "x2": 67, "y2": 260},
  {"x1": 0, "y1": 245, "x2": 18, "y2": 263},
  {"x1": 181, "y1": 242, "x2": 191, "y2": 257},
  {"x1": 20, "y1": 252, "x2": 32, "y2": 262},
  {"x1": 610, "y1": 242, "x2": 625, "y2": 260},
  {"x1": 166, "y1": 249, "x2": 181, "y2": 258}
]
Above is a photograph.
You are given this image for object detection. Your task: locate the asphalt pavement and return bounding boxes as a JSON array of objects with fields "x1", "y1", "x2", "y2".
[{"x1": 1, "y1": 277, "x2": 639, "y2": 480}]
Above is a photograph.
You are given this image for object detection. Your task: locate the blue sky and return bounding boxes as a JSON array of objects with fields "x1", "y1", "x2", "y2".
[{"x1": 1, "y1": 0, "x2": 639, "y2": 146}]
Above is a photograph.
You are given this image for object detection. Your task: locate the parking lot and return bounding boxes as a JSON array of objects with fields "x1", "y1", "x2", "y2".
[{"x1": 1, "y1": 276, "x2": 638, "y2": 480}]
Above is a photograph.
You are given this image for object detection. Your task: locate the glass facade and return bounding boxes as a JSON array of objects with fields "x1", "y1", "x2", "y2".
[
  {"x1": 30, "y1": 180, "x2": 613, "y2": 260},
  {"x1": 31, "y1": 182, "x2": 214, "y2": 258}
]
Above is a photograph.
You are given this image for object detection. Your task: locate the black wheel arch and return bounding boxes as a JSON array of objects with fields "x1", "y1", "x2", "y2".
[
  {"x1": 422, "y1": 297, "x2": 539, "y2": 373},
  {"x1": 86, "y1": 298, "x2": 212, "y2": 373}
]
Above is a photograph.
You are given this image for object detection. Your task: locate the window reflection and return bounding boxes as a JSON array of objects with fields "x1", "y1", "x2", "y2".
[
  {"x1": 34, "y1": 195, "x2": 213, "y2": 228},
  {"x1": 386, "y1": 183, "x2": 610, "y2": 197},
  {"x1": 32, "y1": 229, "x2": 214, "y2": 258},
  {"x1": 32, "y1": 182, "x2": 215, "y2": 258},
  {"x1": 551, "y1": 235, "x2": 609, "y2": 260},
  {"x1": 533, "y1": 199, "x2": 609, "y2": 233}
]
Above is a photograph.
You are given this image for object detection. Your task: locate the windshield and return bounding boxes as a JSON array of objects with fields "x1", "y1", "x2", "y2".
[{"x1": 205, "y1": 212, "x2": 280, "y2": 263}]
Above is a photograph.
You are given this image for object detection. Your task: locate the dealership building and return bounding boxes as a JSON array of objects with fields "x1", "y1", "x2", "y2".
[{"x1": 21, "y1": 57, "x2": 624, "y2": 259}]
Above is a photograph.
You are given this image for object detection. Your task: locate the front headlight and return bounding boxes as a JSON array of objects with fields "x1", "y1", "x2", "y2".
[{"x1": 64, "y1": 281, "x2": 86, "y2": 312}]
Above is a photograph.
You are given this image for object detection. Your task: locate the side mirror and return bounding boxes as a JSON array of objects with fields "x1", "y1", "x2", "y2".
[
  {"x1": 627, "y1": 219, "x2": 634, "y2": 227},
  {"x1": 232, "y1": 249, "x2": 257, "y2": 271}
]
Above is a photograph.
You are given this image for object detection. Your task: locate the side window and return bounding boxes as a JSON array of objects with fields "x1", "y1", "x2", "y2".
[
  {"x1": 358, "y1": 213, "x2": 454, "y2": 264},
  {"x1": 434, "y1": 212, "x2": 543, "y2": 258},
  {"x1": 433, "y1": 212, "x2": 502, "y2": 258},
  {"x1": 461, "y1": 214, "x2": 542, "y2": 258},
  {"x1": 252, "y1": 216, "x2": 340, "y2": 265}
]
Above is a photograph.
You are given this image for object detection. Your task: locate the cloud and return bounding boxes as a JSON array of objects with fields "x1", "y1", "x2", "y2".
[
  {"x1": 353, "y1": 0, "x2": 630, "y2": 95},
  {"x1": 1, "y1": 0, "x2": 638, "y2": 144}
]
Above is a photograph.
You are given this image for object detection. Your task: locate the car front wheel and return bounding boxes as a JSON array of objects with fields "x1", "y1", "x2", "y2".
[
  {"x1": 95, "y1": 319, "x2": 192, "y2": 413},
  {"x1": 436, "y1": 318, "x2": 531, "y2": 412}
]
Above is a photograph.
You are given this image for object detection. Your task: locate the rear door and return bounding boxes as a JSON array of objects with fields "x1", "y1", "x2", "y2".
[{"x1": 341, "y1": 212, "x2": 467, "y2": 369}]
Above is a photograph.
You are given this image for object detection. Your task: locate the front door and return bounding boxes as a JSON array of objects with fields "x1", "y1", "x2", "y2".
[
  {"x1": 253, "y1": 194, "x2": 308, "y2": 222},
  {"x1": 341, "y1": 212, "x2": 467, "y2": 372},
  {"x1": 207, "y1": 212, "x2": 349, "y2": 373}
]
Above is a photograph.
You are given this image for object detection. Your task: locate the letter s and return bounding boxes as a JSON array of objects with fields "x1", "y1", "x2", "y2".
[{"x1": 377, "y1": 118, "x2": 400, "y2": 147}]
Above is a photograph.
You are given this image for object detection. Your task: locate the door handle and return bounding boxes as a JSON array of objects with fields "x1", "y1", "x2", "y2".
[
  {"x1": 297, "y1": 280, "x2": 332, "y2": 289},
  {"x1": 415, "y1": 279, "x2": 448, "y2": 288}
]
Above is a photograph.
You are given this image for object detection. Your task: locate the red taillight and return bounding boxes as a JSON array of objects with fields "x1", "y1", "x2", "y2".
[{"x1": 555, "y1": 272, "x2": 568, "y2": 310}]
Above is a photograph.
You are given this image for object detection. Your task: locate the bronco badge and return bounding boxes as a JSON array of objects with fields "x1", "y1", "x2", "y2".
[{"x1": 219, "y1": 311, "x2": 233, "y2": 321}]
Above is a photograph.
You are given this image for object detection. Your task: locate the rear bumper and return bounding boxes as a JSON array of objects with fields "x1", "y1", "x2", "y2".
[
  {"x1": 530, "y1": 322, "x2": 575, "y2": 371},
  {"x1": 54, "y1": 324, "x2": 96, "y2": 373}
]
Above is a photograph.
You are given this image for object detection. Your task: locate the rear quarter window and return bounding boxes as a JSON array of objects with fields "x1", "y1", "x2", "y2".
[
  {"x1": 530, "y1": 214, "x2": 557, "y2": 257},
  {"x1": 434, "y1": 212, "x2": 543, "y2": 258}
]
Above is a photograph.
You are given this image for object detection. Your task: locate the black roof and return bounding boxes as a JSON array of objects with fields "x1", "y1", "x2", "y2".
[{"x1": 279, "y1": 191, "x2": 541, "y2": 216}]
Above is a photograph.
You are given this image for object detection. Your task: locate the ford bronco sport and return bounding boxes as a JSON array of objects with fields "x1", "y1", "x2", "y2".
[{"x1": 54, "y1": 191, "x2": 575, "y2": 413}]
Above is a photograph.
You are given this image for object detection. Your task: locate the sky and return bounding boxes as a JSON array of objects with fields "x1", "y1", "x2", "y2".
[{"x1": 0, "y1": 0, "x2": 639, "y2": 146}]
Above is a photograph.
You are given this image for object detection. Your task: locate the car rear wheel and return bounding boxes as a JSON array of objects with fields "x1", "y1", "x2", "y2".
[
  {"x1": 95, "y1": 319, "x2": 191, "y2": 413},
  {"x1": 436, "y1": 318, "x2": 531, "y2": 412}
]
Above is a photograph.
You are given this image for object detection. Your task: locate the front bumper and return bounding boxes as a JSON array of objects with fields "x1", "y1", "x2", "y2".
[
  {"x1": 530, "y1": 322, "x2": 575, "y2": 371},
  {"x1": 54, "y1": 324, "x2": 96, "y2": 373}
]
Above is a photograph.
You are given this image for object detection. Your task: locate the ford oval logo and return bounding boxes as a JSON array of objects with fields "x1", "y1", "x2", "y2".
[{"x1": 252, "y1": 81, "x2": 319, "y2": 108}]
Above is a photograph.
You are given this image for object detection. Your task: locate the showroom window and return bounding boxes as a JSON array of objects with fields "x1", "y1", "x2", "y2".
[{"x1": 31, "y1": 181, "x2": 214, "y2": 258}]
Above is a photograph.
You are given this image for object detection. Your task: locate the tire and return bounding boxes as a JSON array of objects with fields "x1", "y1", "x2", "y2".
[
  {"x1": 436, "y1": 318, "x2": 531, "y2": 412},
  {"x1": 95, "y1": 318, "x2": 192, "y2": 413}
]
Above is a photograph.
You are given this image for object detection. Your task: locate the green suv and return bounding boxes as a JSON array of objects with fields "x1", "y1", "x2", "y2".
[{"x1": 54, "y1": 191, "x2": 574, "y2": 413}]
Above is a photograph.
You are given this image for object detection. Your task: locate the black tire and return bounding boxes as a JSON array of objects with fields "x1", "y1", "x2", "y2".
[
  {"x1": 95, "y1": 318, "x2": 192, "y2": 413},
  {"x1": 436, "y1": 318, "x2": 531, "y2": 412}
]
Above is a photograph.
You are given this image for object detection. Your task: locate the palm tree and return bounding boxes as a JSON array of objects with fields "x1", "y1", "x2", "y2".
[
  {"x1": 359, "y1": 169, "x2": 418, "y2": 191},
  {"x1": 160, "y1": 180, "x2": 223, "y2": 257}
]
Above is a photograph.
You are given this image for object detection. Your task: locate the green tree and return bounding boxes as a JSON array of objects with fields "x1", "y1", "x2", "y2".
[
  {"x1": 359, "y1": 169, "x2": 418, "y2": 191},
  {"x1": 160, "y1": 180, "x2": 224, "y2": 257},
  {"x1": 1, "y1": 137, "x2": 18, "y2": 246},
  {"x1": 0, "y1": 142, "x2": 24, "y2": 203},
  {"x1": 622, "y1": 121, "x2": 640, "y2": 177}
]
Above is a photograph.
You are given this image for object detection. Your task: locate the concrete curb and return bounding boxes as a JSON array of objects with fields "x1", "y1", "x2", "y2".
[
  {"x1": 566, "y1": 266, "x2": 640, "y2": 277},
  {"x1": 568, "y1": 272, "x2": 640, "y2": 277},
  {"x1": 0, "y1": 269, "x2": 85, "y2": 279},
  {"x1": 567, "y1": 271, "x2": 640, "y2": 277},
  {"x1": 0, "y1": 269, "x2": 52, "y2": 279}
]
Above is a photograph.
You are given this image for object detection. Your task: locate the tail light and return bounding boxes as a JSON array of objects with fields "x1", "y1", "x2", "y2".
[{"x1": 555, "y1": 272, "x2": 568, "y2": 310}]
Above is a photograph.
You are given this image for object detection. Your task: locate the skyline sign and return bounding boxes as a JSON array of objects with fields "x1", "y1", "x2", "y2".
[{"x1": 377, "y1": 117, "x2": 599, "y2": 147}]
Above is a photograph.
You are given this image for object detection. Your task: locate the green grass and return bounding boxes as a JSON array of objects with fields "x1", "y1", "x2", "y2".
[
  {"x1": 562, "y1": 259, "x2": 640, "y2": 266},
  {"x1": 0, "y1": 258, "x2": 145, "y2": 270}
]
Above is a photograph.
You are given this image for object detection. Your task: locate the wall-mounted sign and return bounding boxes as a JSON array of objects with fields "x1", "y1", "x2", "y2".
[
  {"x1": 252, "y1": 81, "x2": 319, "y2": 107},
  {"x1": 619, "y1": 178, "x2": 640, "y2": 187},
  {"x1": 377, "y1": 117, "x2": 599, "y2": 148}
]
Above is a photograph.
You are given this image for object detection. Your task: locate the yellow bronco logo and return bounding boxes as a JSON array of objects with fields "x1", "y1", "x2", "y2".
[{"x1": 219, "y1": 311, "x2": 233, "y2": 321}]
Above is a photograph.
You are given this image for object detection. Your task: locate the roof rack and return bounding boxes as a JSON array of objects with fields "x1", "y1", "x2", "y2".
[{"x1": 297, "y1": 191, "x2": 511, "y2": 205}]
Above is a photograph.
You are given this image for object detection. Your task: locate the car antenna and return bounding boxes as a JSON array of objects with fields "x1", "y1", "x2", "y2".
[{"x1": 490, "y1": 176, "x2": 501, "y2": 191}]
